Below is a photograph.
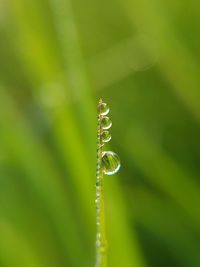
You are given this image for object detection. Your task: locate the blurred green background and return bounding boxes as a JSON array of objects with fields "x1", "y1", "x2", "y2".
[{"x1": 0, "y1": 0, "x2": 200, "y2": 266}]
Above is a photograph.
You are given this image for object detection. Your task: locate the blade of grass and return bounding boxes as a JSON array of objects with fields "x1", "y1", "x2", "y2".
[
  {"x1": 0, "y1": 87, "x2": 87, "y2": 267},
  {"x1": 0, "y1": 219, "x2": 43, "y2": 267},
  {"x1": 129, "y1": 187, "x2": 200, "y2": 267},
  {"x1": 106, "y1": 177, "x2": 147, "y2": 267},
  {"x1": 122, "y1": 0, "x2": 200, "y2": 121},
  {"x1": 125, "y1": 125, "x2": 200, "y2": 231},
  {"x1": 7, "y1": 0, "x2": 96, "y2": 234}
]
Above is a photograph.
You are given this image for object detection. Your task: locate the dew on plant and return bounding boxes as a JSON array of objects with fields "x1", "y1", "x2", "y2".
[
  {"x1": 95, "y1": 99, "x2": 120, "y2": 267},
  {"x1": 101, "y1": 116, "x2": 112, "y2": 130},
  {"x1": 99, "y1": 102, "x2": 110, "y2": 116},
  {"x1": 102, "y1": 151, "x2": 120, "y2": 175},
  {"x1": 102, "y1": 131, "x2": 111, "y2": 143}
]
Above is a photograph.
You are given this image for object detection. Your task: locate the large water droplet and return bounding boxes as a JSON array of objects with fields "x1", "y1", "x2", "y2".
[
  {"x1": 101, "y1": 116, "x2": 112, "y2": 130},
  {"x1": 102, "y1": 131, "x2": 111, "y2": 143},
  {"x1": 99, "y1": 102, "x2": 109, "y2": 116},
  {"x1": 102, "y1": 151, "x2": 120, "y2": 175}
]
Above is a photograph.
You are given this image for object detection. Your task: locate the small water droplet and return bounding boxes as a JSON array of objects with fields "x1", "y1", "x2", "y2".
[
  {"x1": 98, "y1": 244, "x2": 107, "y2": 254},
  {"x1": 102, "y1": 151, "x2": 120, "y2": 175},
  {"x1": 96, "y1": 240, "x2": 101, "y2": 248},
  {"x1": 96, "y1": 181, "x2": 101, "y2": 186},
  {"x1": 99, "y1": 102, "x2": 109, "y2": 116},
  {"x1": 96, "y1": 185, "x2": 100, "y2": 190},
  {"x1": 101, "y1": 116, "x2": 112, "y2": 130},
  {"x1": 102, "y1": 131, "x2": 111, "y2": 143},
  {"x1": 97, "y1": 233, "x2": 101, "y2": 239},
  {"x1": 96, "y1": 187, "x2": 101, "y2": 196}
]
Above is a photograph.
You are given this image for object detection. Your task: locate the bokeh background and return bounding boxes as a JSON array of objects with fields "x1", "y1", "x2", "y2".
[{"x1": 0, "y1": 0, "x2": 200, "y2": 267}]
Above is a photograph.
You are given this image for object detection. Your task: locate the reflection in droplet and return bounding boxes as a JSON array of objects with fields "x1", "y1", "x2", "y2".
[
  {"x1": 102, "y1": 131, "x2": 111, "y2": 143},
  {"x1": 101, "y1": 116, "x2": 112, "y2": 130},
  {"x1": 99, "y1": 102, "x2": 109, "y2": 116},
  {"x1": 102, "y1": 151, "x2": 120, "y2": 175}
]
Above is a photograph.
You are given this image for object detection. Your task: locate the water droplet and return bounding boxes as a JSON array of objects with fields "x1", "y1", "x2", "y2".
[
  {"x1": 102, "y1": 151, "x2": 120, "y2": 175},
  {"x1": 102, "y1": 131, "x2": 111, "y2": 143},
  {"x1": 96, "y1": 181, "x2": 100, "y2": 186},
  {"x1": 96, "y1": 187, "x2": 101, "y2": 196},
  {"x1": 96, "y1": 240, "x2": 101, "y2": 248},
  {"x1": 101, "y1": 116, "x2": 112, "y2": 130},
  {"x1": 98, "y1": 244, "x2": 107, "y2": 254},
  {"x1": 99, "y1": 102, "x2": 109, "y2": 116}
]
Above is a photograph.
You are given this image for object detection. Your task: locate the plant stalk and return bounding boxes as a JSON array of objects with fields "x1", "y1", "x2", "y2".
[{"x1": 95, "y1": 99, "x2": 107, "y2": 267}]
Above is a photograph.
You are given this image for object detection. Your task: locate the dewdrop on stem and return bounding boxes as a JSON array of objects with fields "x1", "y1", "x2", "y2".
[{"x1": 95, "y1": 98, "x2": 120, "y2": 267}]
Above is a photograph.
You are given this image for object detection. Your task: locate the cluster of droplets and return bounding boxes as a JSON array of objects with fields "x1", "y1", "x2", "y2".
[
  {"x1": 98, "y1": 100, "x2": 120, "y2": 175},
  {"x1": 95, "y1": 99, "x2": 120, "y2": 267}
]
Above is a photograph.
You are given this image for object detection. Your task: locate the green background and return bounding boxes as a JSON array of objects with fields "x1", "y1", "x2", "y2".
[{"x1": 0, "y1": 0, "x2": 200, "y2": 266}]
